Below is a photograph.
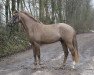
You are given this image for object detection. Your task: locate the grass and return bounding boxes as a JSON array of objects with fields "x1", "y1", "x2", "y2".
[{"x1": 0, "y1": 26, "x2": 30, "y2": 58}]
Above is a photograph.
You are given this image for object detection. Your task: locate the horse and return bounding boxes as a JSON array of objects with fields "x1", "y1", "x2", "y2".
[{"x1": 10, "y1": 10, "x2": 79, "y2": 68}]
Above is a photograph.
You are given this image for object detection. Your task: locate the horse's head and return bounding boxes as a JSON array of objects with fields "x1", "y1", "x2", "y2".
[
  {"x1": 10, "y1": 10, "x2": 21, "y2": 24},
  {"x1": 7, "y1": 11, "x2": 21, "y2": 37}
]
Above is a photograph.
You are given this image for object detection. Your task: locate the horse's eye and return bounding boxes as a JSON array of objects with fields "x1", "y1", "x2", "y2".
[
  {"x1": 13, "y1": 16, "x2": 17, "y2": 19},
  {"x1": 13, "y1": 16, "x2": 15, "y2": 19}
]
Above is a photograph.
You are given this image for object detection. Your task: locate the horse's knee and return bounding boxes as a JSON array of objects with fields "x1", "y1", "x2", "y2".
[
  {"x1": 67, "y1": 43, "x2": 74, "y2": 53},
  {"x1": 37, "y1": 51, "x2": 40, "y2": 58},
  {"x1": 67, "y1": 43, "x2": 76, "y2": 58},
  {"x1": 61, "y1": 41, "x2": 68, "y2": 56},
  {"x1": 64, "y1": 50, "x2": 69, "y2": 57}
]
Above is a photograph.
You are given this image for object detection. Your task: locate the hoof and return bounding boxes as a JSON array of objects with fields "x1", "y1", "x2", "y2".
[
  {"x1": 59, "y1": 64, "x2": 66, "y2": 69},
  {"x1": 34, "y1": 62, "x2": 37, "y2": 65},
  {"x1": 62, "y1": 63, "x2": 66, "y2": 67},
  {"x1": 71, "y1": 61, "x2": 76, "y2": 69},
  {"x1": 39, "y1": 62, "x2": 44, "y2": 65}
]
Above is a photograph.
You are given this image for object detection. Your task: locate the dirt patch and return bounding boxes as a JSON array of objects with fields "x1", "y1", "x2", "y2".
[{"x1": 0, "y1": 33, "x2": 94, "y2": 75}]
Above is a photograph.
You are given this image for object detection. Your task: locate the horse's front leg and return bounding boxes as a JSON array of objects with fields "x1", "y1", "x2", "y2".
[
  {"x1": 32, "y1": 42, "x2": 37, "y2": 65},
  {"x1": 32, "y1": 42, "x2": 41, "y2": 65},
  {"x1": 35, "y1": 42, "x2": 41, "y2": 65}
]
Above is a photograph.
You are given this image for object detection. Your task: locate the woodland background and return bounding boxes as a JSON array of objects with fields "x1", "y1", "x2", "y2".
[{"x1": 0, "y1": 0, "x2": 94, "y2": 57}]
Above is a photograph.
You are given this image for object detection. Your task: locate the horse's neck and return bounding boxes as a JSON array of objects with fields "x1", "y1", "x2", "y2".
[{"x1": 21, "y1": 15, "x2": 41, "y2": 33}]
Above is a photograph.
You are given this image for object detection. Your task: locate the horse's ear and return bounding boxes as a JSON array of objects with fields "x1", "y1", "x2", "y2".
[
  {"x1": 12, "y1": 10, "x2": 18, "y2": 14},
  {"x1": 15, "y1": 10, "x2": 18, "y2": 13},
  {"x1": 12, "y1": 10, "x2": 19, "y2": 16}
]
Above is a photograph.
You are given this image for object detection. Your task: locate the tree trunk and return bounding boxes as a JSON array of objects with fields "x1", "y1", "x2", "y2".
[
  {"x1": 17, "y1": 0, "x2": 20, "y2": 10},
  {"x1": 20, "y1": 0, "x2": 23, "y2": 11},
  {"x1": 57, "y1": 0, "x2": 62, "y2": 23},
  {"x1": 12, "y1": 0, "x2": 16, "y2": 13},
  {"x1": 39, "y1": 0, "x2": 44, "y2": 22},
  {"x1": 44, "y1": 0, "x2": 50, "y2": 24},
  {"x1": 51, "y1": 0, "x2": 55, "y2": 23},
  {"x1": 5, "y1": 0, "x2": 9, "y2": 24}
]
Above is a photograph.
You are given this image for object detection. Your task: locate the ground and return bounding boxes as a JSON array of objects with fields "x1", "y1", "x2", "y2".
[{"x1": 0, "y1": 33, "x2": 94, "y2": 75}]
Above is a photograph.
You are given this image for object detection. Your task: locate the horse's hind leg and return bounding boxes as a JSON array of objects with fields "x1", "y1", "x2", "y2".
[
  {"x1": 60, "y1": 40, "x2": 69, "y2": 66},
  {"x1": 66, "y1": 41, "x2": 77, "y2": 68}
]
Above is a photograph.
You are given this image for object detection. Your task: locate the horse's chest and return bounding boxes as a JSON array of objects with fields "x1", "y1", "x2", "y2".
[{"x1": 33, "y1": 32, "x2": 41, "y2": 42}]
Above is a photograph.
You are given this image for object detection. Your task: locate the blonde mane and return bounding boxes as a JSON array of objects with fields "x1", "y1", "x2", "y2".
[{"x1": 21, "y1": 11, "x2": 41, "y2": 23}]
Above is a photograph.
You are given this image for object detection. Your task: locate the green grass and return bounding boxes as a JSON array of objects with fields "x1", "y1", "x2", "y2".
[{"x1": 0, "y1": 26, "x2": 30, "y2": 58}]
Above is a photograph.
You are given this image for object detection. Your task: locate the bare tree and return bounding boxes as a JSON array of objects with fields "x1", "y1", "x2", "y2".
[
  {"x1": 5, "y1": 0, "x2": 9, "y2": 23},
  {"x1": 39, "y1": 0, "x2": 45, "y2": 22},
  {"x1": 12, "y1": 0, "x2": 16, "y2": 13},
  {"x1": 0, "y1": 3, "x2": 3, "y2": 24}
]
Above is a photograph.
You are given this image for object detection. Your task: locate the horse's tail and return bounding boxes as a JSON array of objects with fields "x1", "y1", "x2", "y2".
[{"x1": 73, "y1": 34, "x2": 79, "y2": 63}]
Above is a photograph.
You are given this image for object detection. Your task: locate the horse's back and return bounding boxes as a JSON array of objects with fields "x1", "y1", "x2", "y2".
[
  {"x1": 54, "y1": 23, "x2": 75, "y2": 31},
  {"x1": 59, "y1": 23, "x2": 75, "y2": 32},
  {"x1": 43, "y1": 23, "x2": 75, "y2": 36}
]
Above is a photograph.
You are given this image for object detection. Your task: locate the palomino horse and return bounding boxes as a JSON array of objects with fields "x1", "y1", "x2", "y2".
[{"x1": 10, "y1": 11, "x2": 79, "y2": 68}]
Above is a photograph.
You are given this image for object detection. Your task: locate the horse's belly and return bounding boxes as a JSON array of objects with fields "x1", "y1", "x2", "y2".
[{"x1": 41, "y1": 33, "x2": 60, "y2": 44}]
